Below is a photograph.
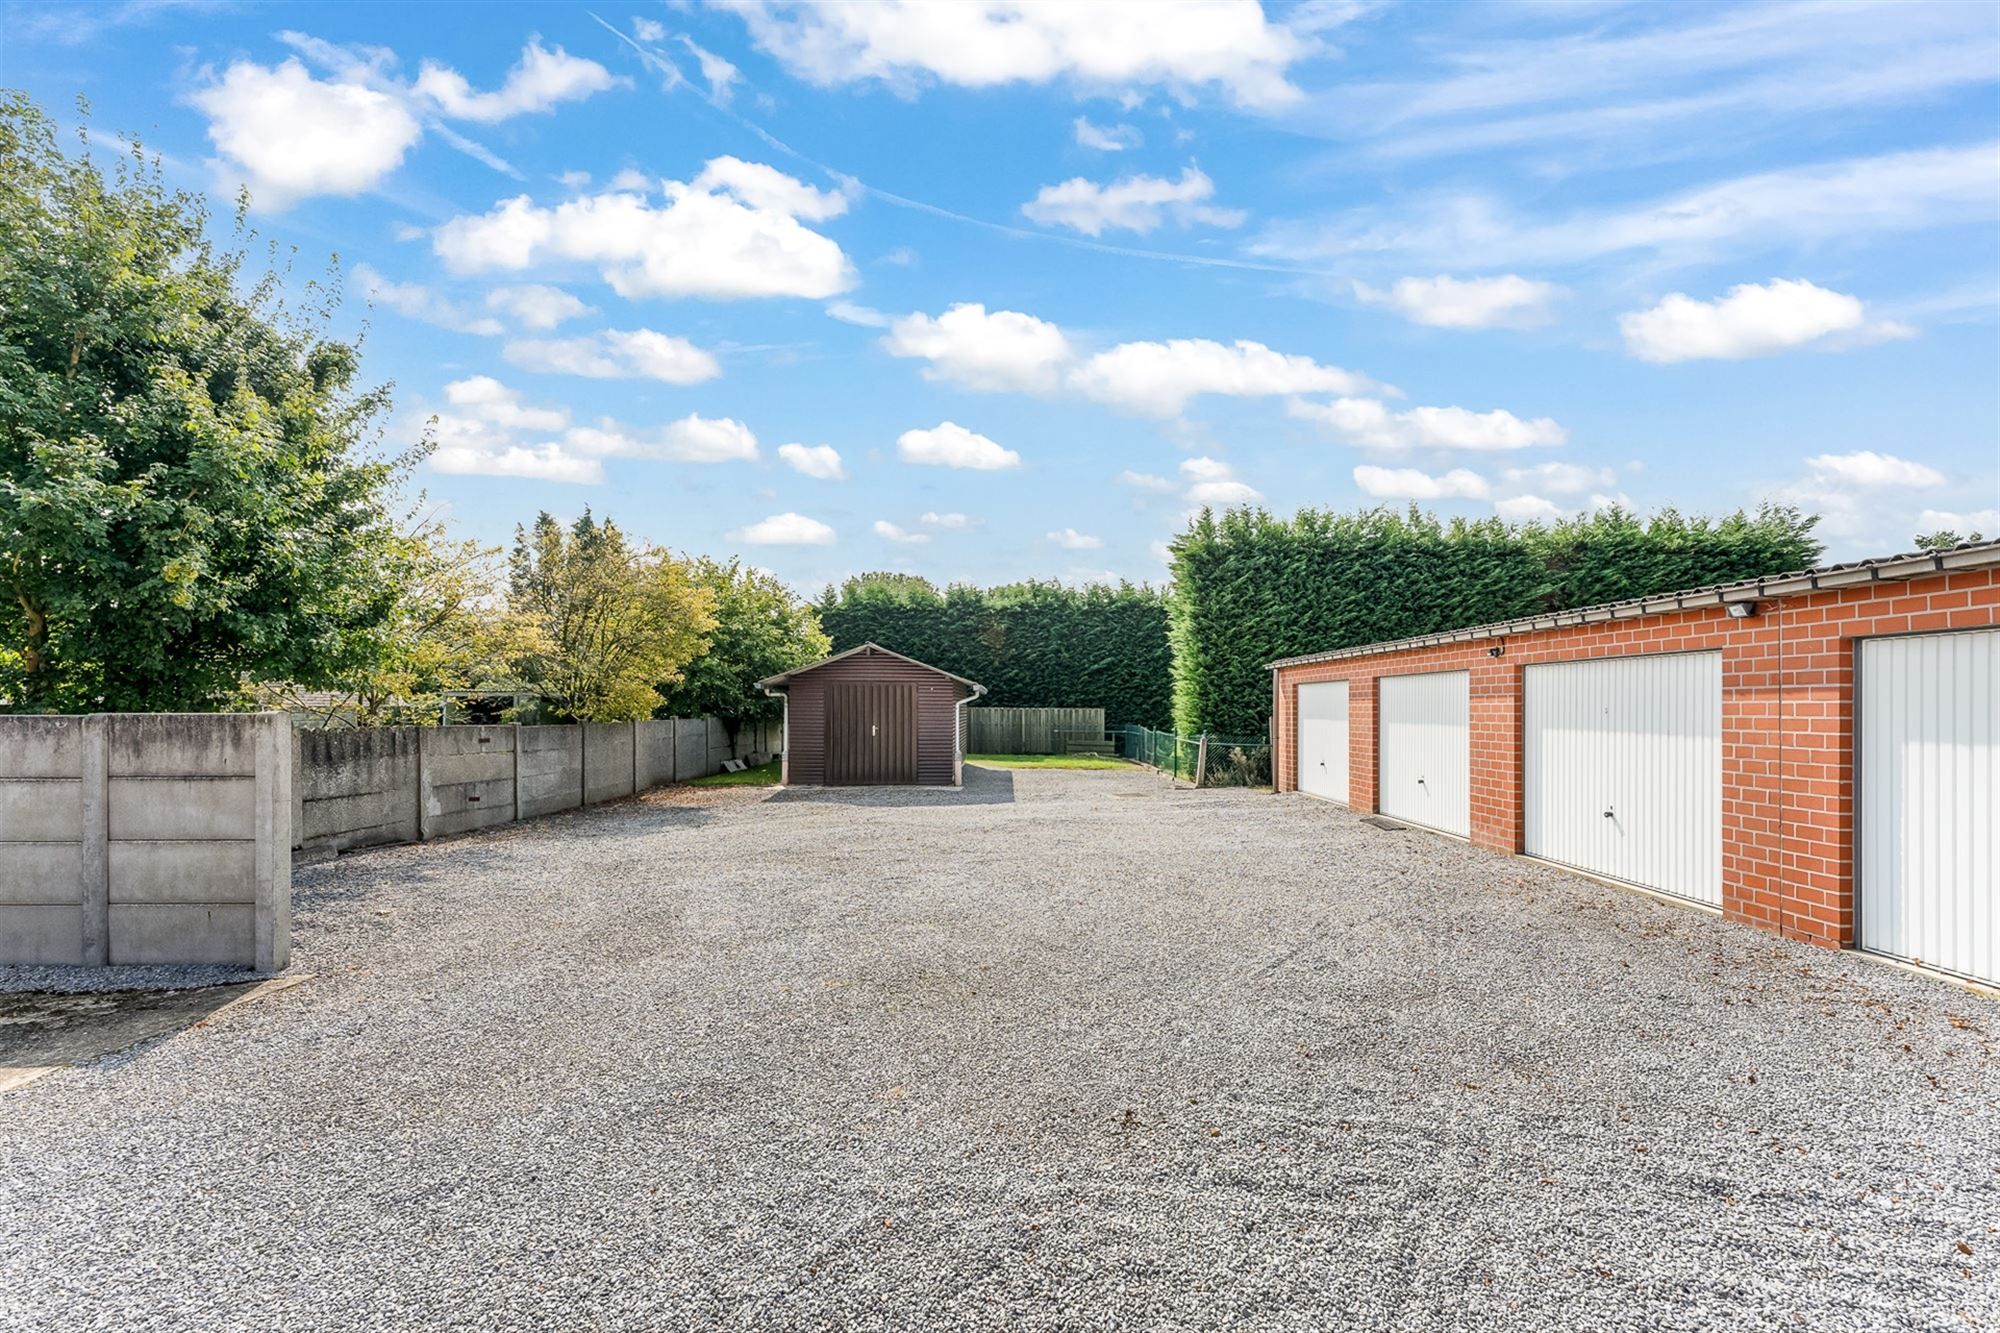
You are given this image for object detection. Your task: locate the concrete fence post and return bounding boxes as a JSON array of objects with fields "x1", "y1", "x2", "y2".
[
  {"x1": 631, "y1": 718, "x2": 640, "y2": 792},
  {"x1": 253, "y1": 713, "x2": 293, "y2": 972},
  {"x1": 415, "y1": 723, "x2": 428, "y2": 842},
  {"x1": 78, "y1": 713, "x2": 110, "y2": 967},
  {"x1": 512, "y1": 722, "x2": 523, "y2": 821}
]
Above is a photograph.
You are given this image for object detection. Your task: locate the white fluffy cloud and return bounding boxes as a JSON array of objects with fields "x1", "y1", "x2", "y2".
[
  {"x1": 1023, "y1": 166, "x2": 1244, "y2": 237},
  {"x1": 1501, "y1": 462, "x2": 1618, "y2": 496},
  {"x1": 355, "y1": 263, "x2": 504, "y2": 336},
  {"x1": 1074, "y1": 339, "x2": 1383, "y2": 417},
  {"x1": 883, "y1": 303, "x2": 1073, "y2": 392},
  {"x1": 713, "y1": 0, "x2": 1313, "y2": 108},
  {"x1": 1494, "y1": 495, "x2": 1563, "y2": 524},
  {"x1": 1047, "y1": 528, "x2": 1104, "y2": 550},
  {"x1": 191, "y1": 39, "x2": 623, "y2": 210},
  {"x1": 1620, "y1": 279, "x2": 1914, "y2": 363},
  {"x1": 413, "y1": 39, "x2": 620, "y2": 122},
  {"x1": 1806, "y1": 451, "x2": 1947, "y2": 488},
  {"x1": 485, "y1": 284, "x2": 594, "y2": 330},
  {"x1": 920, "y1": 511, "x2": 972, "y2": 529},
  {"x1": 1117, "y1": 469, "x2": 1177, "y2": 492},
  {"x1": 1775, "y1": 450, "x2": 1954, "y2": 546},
  {"x1": 1290, "y1": 396, "x2": 1566, "y2": 451},
  {"x1": 1074, "y1": 117, "x2": 1142, "y2": 151},
  {"x1": 1915, "y1": 508, "x2": 1998, "y2": 538},
  {"x1": 876, "y1": 302, "x2": 1393, "y2": 420},
  {"x1": 430, "y1": 377, "x2": 595, "y2": 483},
  {"x1": 192, "y1": 59, "x2": 422, "y2": 208},
  {"x1": 433, "y1": 158, "x2": 855, "y2": 300},
  {"x1": 569, "y1": 414, "x2": 761, "y2": 463},
  {"x1": 1353, "y1": 465, "x2": 1490, "y2": 500},
  {"x1": 736, "y1": 512, "x2": 836, "y2": 545},
  {"x1": 778, "y1": 443, "x2": 847, "y2": 480},
  {"x1": 826, "y1": 301, "x2": 891, "y2": 327},
  {"x1": 502, "y1": 329, "x2": 721, "y2": 383},
  {"x1": 1182, "y1": 456, "x2": 1261, "y2": 507},
  {"x1": 443, "y1": 375, "x2": 570, "y2": 431},
  {"x1": 897, "y1": 422, "x2": 1022, "y2": 470},
  {"x1": 874, "y1": 520, "x2": 930, "y2": 544},
  {"x1": 1355, "y1": 274, "x2": 1562, "y2": 330},
  {"x1": 428, "y1": 377, "x2": 761, "y2": 482}
]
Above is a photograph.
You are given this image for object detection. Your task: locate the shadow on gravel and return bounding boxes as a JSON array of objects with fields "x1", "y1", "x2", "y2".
[{"x1": 767, "y1": 765, "x2": 1017, "y2": 807}]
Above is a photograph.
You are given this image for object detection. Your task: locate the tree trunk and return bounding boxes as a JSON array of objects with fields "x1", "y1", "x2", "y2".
[{"x1": 17, "y1": 593, "x2": 48, "y2": 704}]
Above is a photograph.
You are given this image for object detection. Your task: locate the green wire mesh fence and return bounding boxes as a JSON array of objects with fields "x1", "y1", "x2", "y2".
[{"x1": 1111, "y1": 724, "x2": 1272, "y2": 788}]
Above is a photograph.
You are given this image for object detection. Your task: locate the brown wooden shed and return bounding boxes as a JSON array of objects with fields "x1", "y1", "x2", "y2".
[{"x1": 758, "y1": 644, "x2": 986, "y2": 786}]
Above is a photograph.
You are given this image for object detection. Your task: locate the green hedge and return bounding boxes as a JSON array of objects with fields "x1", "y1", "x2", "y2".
[
  {"x1": 1168, "y1": 505, "x2": 1822, "y2": 735},
  {"x1": 817, "y1": 576, "x2": 1172, "y2": 727}
]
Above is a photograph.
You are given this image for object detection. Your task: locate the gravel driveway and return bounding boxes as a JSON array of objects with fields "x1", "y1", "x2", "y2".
[{"x1": 3, "y1": 765, "x2": 1995, "y2": 1331}]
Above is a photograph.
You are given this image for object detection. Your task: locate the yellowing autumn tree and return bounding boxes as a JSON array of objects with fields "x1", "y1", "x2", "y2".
[{"x1": 506, "y1": 511, "x2": 714, "y2": 722}]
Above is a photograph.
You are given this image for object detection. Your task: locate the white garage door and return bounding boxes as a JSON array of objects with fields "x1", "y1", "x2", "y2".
[
  {"x1": 1297, "y1": 681, "x2": 1350, "y2": 803},
  {"x1": 1378, "y1": 671, "x2": 1470, "y2": 837},
  {"x1": 1859, "y1": 629, "x2": 1998, "y2": 986},
  {"x1": 1523, "y1": 653, "x2": 1722, "y2": 906}
]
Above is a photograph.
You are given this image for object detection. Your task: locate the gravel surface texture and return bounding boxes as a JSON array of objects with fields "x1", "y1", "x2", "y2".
[{"x1": 2, "y1": 764, "x2": 1995, "y2": 1331}]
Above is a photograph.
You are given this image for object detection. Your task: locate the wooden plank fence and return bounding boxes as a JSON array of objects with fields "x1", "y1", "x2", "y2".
[{"x1": 965, "y1": 707, "x2": 1106, "y2": 755}]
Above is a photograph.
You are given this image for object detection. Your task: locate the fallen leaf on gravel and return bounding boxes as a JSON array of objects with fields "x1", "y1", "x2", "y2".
[
  {"x1": 1958, "y1": 1241, "x2": 1974, "y2": 1256},
  {"x1": 880, "y1": 1086, "x2": 907, "y2": 1100}
]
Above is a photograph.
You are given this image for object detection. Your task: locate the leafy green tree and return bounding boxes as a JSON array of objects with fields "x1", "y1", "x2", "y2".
[
  {"x1": 507, "y1": 510, "x2": 715, "y2": 722},
  {"x1": 1169, "y1": 503, "x2": 1823, "y2": 734},
  {"x1": 0, "y1": 93, "x2": 414, "y2": 712},
  {"x1": 261, "y1": 509, "x2": 537, "y2": 725},
  {"x1": 655, "y1": 556, "x2": 829, "y2": 743},
  {"x1": 1915, "y1": 529, "x2": 1984, "y2": 551}
]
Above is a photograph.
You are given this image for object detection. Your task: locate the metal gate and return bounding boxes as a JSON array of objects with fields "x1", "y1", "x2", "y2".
[
  {"x1": 1378, "y1": 671, "x2": 1470, "y2": 837},
  {"x1": 824, "y1": 683, "x2": 919, "y2": 785},
  {"x1": 1297, "y1": 681, "x2": 1350, "y2": 803},
  {"x1": 1523, "y1": 652, "x2": 1722, "y2": 906},
  {"x1": 1858, "y1": 628, "x2": 1998, "y2": 985}
]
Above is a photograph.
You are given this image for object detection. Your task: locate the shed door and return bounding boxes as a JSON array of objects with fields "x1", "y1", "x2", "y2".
[
  {"x1": 1523, "y1": 653, "x2": 1721, "y2": 906},
  {"x1": 1859, "y1": 629, "x2": 1998, "y2": 985},
  {"x1": 1297, "y1": 681, "x2": 1350, "y2": 803},
  {"x1": 824, "y1": 683, "x2": 919, "y2": 785},
  {"x1": 1378, "y1": 672, "x2": 1470, "y2": 837}
]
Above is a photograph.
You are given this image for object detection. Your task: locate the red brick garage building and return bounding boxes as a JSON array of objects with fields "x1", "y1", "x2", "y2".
[
  {"x1": 1269, "y1": 542, "x2": 2000, "y2": 987},
  {"x1": 759, "y1": 644, "x2": 986, "y2": 786}
]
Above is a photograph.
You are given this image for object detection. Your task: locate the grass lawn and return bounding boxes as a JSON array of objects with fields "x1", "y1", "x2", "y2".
[
  {"x1": 966, "y1": 753, "x2": 1131, "y2": 770},
  {"x1": 689, "y1": 760, "x2": 782, "y2": 787}
]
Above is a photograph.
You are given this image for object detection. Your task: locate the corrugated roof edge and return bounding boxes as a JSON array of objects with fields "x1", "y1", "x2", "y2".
[
  {"x1": 756, "y1": 641, "x2": 986, "y2": 692},
  {"x1": 1266, "y1": 538, "x2": 2000, "y2": 671}
]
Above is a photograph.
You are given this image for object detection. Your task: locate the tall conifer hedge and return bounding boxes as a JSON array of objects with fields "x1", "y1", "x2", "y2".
[
  {"x1": 816, "y1": 577, "x2": 1173, "y2": 728},
  {"x1": 1168, "y1": 505, "x2": 1821, "y2": 735}
]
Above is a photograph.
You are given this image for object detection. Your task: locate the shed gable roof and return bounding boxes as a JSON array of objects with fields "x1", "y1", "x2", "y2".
[{"x1": 756, "y1": 642, "x2": 985, "y2": 692}]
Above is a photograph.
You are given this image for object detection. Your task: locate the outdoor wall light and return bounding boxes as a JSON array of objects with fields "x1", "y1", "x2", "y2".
[
  {"x1": 1486, "y1": 643, "x2": 1505, "y2": 657},
  {"x1": 1726, "y1": 601, "x2": 1759, "y2": 619}
]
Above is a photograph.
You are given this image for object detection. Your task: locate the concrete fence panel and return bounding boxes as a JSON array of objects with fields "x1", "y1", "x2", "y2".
[
  {"x1": 582, "y1": 722, "x2": 636, "y2": 805},
  {"x1": 0, "y1": 716, "x2": 91, "y2": 966},
  {"x1": 1, "y1": 713, "x2": 290, "y2": 970},
  {"x1": 704, "y1": 717, "x2": 732, "y2": 775},
  {"x1": 672, "y1": 718, "x2": 709, "y2": 780},
  {"x1": 295, "y1": 727, "x2": 420, "y2": 857},
  {"x1": 514, "y1": 726, "x2": 581, "y2": 821},
  {"x1": 634, "y1": 720, "x2": 677, "y2": 787},
  {"x1": 420, "y1": 725, "x2": 517, "y2": 838}
]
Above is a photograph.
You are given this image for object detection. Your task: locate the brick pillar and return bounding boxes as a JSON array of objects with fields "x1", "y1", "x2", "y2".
[
  {"x1": 1349, "y1": 675, "x2": 1379, "y2": 814},
  {"x1": 1468, "y1": 657, "x2": 1522, "y2": 853}
]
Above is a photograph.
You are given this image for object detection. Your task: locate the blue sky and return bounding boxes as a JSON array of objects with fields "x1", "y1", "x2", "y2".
[{"x1": 7, "y1": 0, "x2": 1998, "y2": 590}]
